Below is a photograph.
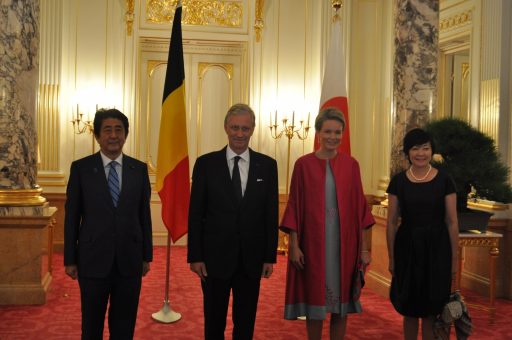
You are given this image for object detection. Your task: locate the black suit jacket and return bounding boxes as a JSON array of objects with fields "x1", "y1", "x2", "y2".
[
  {"x1": 187, "y1": 147, "x2": 279, "y2": 279},
  {"x1": 64, "y1": 152, "x2": 153, "y2": 278}
]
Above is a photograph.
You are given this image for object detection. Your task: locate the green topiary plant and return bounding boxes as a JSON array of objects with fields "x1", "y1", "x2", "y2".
[{"x1": 424, "y1": 118, "x2": 512, "y2": 212}]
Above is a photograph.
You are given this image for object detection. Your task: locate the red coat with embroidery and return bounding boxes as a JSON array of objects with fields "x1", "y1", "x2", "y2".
[{"x1": 280, "y1": 152, "x2": 374, "y2": 307}]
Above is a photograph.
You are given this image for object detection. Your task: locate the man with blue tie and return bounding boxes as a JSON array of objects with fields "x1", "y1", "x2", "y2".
[
  {"x1": 188, "y1": 103, "x2": 279, "y2": 340},
  {"x1": 64, "y1": 109, "x2": 153, "y2": 339}
]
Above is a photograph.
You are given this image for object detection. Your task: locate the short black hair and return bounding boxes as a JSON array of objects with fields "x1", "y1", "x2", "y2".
[
  {"x1": 403, "y1": 128, "x2": 436, "y2": 156},
  {"x1": 93, "y1": 109, "x2": 129, "y2": 137}
]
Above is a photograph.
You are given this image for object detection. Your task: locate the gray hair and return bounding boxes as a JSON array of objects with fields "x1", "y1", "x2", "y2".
[
  {"x1": 314, "y1": 107, "x2": 346, "y2": 132},
  {"x1": 224, "y1": 103, "x2": 256, "y2": 127}
]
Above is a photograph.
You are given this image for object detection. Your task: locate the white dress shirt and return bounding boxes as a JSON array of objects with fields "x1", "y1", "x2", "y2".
[
  {"x1": 226, "y1": 147, "x2": 250, "y2": 197},
  {"x1": 100, "y1": 152, "x2": 123, "y2": 190}
]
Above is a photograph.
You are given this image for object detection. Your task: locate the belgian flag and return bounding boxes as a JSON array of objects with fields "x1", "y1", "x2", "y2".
[{"x1": 156, "y1": 1, "x2": 189, "y2": 242}]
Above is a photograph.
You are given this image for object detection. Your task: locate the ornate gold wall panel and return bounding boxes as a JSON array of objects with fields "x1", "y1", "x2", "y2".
[
  {"x1": 254, "y1": 0, "x2": 264, "y2": 42},
  {"x1": 145, "y1": 0, "x2": 243, "y2": 27},
  {"x1": 137, "y1": 38, "x2": 247, "y2": 179},
  {"x1": 137, "y1": 37, "x2": 247, "y2": 247},
  {"x1": 126, "y1": 0, "x2": 135, "y2": 35}
]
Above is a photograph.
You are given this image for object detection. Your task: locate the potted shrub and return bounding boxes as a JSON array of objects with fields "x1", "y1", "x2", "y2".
[{"x1": 424, "y1": 118, "x2": 512, "y2": 231}]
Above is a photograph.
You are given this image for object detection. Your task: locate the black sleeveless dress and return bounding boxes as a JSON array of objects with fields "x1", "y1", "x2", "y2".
[{"x1": 386, "y1": 169, "x2": 456, "y2": 317}]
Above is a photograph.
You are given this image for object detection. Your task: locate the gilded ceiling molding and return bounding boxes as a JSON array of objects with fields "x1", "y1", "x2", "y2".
[
  {"x1": 254, "y1": 0, "x2": 264, "y2": 42},
  {"x1": 126, "y1": 0, "x2": 135, "y2": 35},
  {"x1": 146, "y1": 0, "x2": 243, "y2": 27},
  {"x1": 440, "y1": 10, "x2": 472, "y2": 32}
]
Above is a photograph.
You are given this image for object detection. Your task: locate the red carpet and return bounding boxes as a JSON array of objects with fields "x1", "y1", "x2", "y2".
[{"x1": 1, "y1": 246, "x2": 511, "y2": 339}]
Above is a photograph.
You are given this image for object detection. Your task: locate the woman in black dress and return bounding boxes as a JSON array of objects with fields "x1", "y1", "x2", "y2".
[{"x1": 386, "y1": 128, "x2": 459, "y2": 340}]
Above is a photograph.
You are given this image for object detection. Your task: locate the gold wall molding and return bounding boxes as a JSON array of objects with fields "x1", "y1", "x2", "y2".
[
  {"x1": 126, "y1": 0, "x2": 135, "y2": 35},
  {"x1": 37, "y1": 171, "x2": 67, "y2": 187},
  {"x1": 137, "y1": 38, "x2": 247, "y2": 179},
  {"x1": 146, "y1": 0, "x2": 243, "y2": 27},
  {"x1": 479, "y1": 78, "x2": 500, "y2": 143},
  {"x1": 145, "y1": 59, "x2": 168, "y2": 173},
  {"x1": 37, "y1": 84, "x2": 60, "y2": 172},
  {"x1": 198, "y1": 62, "x2": 234, "y2": 79},
  {"x1": 440, "y1": 10, "x2": 472, "y2": 32},
  {"x1": 254, "y1": 0, "x2": 264, "y2": 42},
  {"x1": 196, "y1": 62, "x2": 234, "y2": 156}
]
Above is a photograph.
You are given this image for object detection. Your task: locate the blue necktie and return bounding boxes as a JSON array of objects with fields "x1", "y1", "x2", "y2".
[{"x1": 108, "y1": 161, "x2": 120, "y2": 207}]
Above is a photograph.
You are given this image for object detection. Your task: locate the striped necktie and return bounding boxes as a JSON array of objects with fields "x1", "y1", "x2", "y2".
[{"x1": 108, "y1": 161, "x2": 120, "y2": 207}]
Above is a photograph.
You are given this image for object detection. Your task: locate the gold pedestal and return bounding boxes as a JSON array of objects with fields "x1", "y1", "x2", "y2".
[{"x1": 0, "y1": 207, "x2": 56, "y2": 305}]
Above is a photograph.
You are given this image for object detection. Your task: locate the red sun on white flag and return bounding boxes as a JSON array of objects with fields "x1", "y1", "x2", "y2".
[{"x1": 315, "y1": 13, "x2": 350, "y2": 155}]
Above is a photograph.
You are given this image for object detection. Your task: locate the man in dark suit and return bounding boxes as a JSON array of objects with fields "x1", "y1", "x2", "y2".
[
  {"x1": 64, "y1": 109, "x2": 153, "y2": 340},
  {"x1": 188, "y1": 103, "x2": 279, "y2": 340}
]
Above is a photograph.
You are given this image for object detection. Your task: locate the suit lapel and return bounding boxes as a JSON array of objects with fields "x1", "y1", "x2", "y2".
[
  {"x1": 117, "y1": 155, "x2": 135, "y2": 209},
  {"x1": 241, "y1": 149, "x2": 259, "y2": 207}
]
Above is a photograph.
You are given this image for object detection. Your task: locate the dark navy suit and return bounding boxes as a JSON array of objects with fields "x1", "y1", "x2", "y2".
[
  {"x1": 188, "y1": 146, "x2": 278, "y2": 340},
  {"x1": 64, "y1": 152, "x2": 152, "y2": 339}
]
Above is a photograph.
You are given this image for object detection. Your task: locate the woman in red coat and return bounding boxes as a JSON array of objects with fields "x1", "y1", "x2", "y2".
[{"x1": 280, "y1": 107, "x2": 375, "y2": 340}]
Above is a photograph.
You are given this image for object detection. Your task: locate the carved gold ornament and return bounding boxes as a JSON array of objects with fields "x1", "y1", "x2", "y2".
[
  {"x1": 126, "y1": 0, "x2": 135, "y2": 35},
  {"x1": 254, "y1": 0, "x2": 264, "y2": 42},
  {"x1": 146, "y1": 0, "x2": 243, "y2": 27},
  {"x1": 332, "y1": 0, "x2": 342, "y2": 9},
  {"x1": 440, "y1": 10, "x2": 472, "y2": 32}
]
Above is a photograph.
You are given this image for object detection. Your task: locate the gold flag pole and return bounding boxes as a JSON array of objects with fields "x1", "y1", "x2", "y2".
[{"x1": 151, "y1": 233, "x2": 182, "y2": 323}]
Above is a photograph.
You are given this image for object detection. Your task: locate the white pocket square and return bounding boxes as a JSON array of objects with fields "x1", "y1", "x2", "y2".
[{"x1": 257, "y1": 178, "x2": 264, "y2": 182}]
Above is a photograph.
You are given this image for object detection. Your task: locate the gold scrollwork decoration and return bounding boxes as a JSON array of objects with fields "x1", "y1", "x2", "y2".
[
  {"x1": 440, "y1": 10, "x2": 472, "y2": 32},
  {"x1": 332, "y1": 0, "x2": 342, "y2": 9},
  {"x1": 254, "y1": 0, "x2": 264, "y2": 42},
  {"x1": 126, "y1": 0, "x2": 135, "y2": 36},
  {"x1": 146, "y1": 0, "x2": 243, "y2": 27}
]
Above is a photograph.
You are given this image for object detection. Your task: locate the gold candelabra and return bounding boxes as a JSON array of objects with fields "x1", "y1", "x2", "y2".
[
  {"x1": 269, "y1": 111, "x2": 310, "y2": 195},
  {"x1": 270, "y1": 111, "x2": 310, "y2": 255}
]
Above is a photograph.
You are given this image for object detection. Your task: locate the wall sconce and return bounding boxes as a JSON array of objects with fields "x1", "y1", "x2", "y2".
[
  {"x1": 70, "y1": 104, "x2": 97, "y2": 153},
  {"x1": 70, "y1": 104, "x2": 94, "y2": 135}
]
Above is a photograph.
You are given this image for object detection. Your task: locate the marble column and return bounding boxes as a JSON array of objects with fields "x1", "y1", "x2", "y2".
[
  {"x1": 0, "y1": 0, "x2": 46, "y2": 213},
  {"x1": 390, "y1": 0, "x2": 439, "y2": 176},
  {"x1": 0, "y1": 0, "x2": 55, "y2": 305}
]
